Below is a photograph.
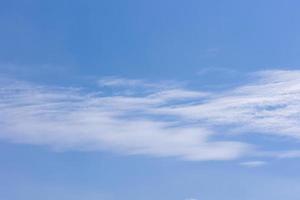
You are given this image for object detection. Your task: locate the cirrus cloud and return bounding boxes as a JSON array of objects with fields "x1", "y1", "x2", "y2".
[{"x1": 1, "y1": 70, "x2": 300, "y2": 161}]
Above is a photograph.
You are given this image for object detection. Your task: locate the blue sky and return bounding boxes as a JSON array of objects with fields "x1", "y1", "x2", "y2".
[{"x1": 1, "y1": 0, "x2": 300, "y2": 199}]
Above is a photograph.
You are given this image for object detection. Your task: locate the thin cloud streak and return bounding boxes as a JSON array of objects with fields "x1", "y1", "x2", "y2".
[
  {"x1": 155, "y1": 70, "x2": 300, "y2": 139},
  {"x1": 1, "y1": 70, "x2": 300, "y2": 161},
  {"x1": 240, "y1": 161, "x2": 267, "y2": 168},
  {"x1": 0, "y1": 79, "x2": 249, "y2": 161}
]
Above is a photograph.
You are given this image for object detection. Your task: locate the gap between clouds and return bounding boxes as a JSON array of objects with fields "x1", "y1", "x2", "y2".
[{"x1": 1, "y1": 70, "x2": 300, "y2": 161}]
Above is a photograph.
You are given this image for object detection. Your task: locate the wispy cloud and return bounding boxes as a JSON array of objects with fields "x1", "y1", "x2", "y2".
[
  {"x1": 1, "y1": 70, "x2": 300, "y2": 161},
  {"x1": 156, "y1": 70, "x2": 300, "y2": 139},
  {"x1": 0, "y1": 78, "x2": 249, "y2": 161},
  {"x1": 98, "y1": 76, "x2": 145, "y2": 87},
  {"x1": 197, "y1": 67, "x2": 238, "y2": 76},
  {"x1": 274, "y1": 150, "x2": 300, "y2": 159},
  {"x1": 240, "y1": 160, "x2": 267, "y2": 168}
]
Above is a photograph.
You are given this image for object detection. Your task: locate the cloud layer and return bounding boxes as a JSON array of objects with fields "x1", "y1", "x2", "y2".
[{"x1": 1, "y1": 70, "x2": 300, "y2": 161}]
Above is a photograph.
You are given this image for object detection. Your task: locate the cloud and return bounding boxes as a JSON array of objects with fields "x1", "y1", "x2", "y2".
[
  {"x1": 263, "y1": 150, "x2": 300, "y2": 159},
  {"x1": 1, "y1": 70, "x2": 300, "y2": 161},
  {"x1": 155, "y1": 70, "x2": 300, "y2": 139},
  {"x1": 197, "y1": 67, "x2": 237, "y2": 76},
  {"x1": 98, "y1": 76, "x2": 145, "y2": 87},
  {"x1": 240, "y1": 161, "x2": 267, "y2": 168},
  {"x1": 0, "y1": 78, "x2": 249, "y2": 161}
]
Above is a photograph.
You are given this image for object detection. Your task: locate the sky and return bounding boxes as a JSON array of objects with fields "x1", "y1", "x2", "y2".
[{"x1": 1, "y1": 0, "x2": 300, "y2": 199}]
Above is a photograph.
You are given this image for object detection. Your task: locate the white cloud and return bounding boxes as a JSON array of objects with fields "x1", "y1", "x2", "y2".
[
  {"x1": 0, "y1": 78, "x2": 249, "y2": 161},
  {"x1": 240, "y1": 161, "x2": 267, "y2": 168},
  {"x1": 275, "y1": 150, "x2": 300, "y2": 159},
  {"x1": 98, "y1": 76, "x2": 145, "y2": 87},
  {"x1": 155, "y1": 70, "x2": 300, "y2": 139},
  {"x1": 2, "y1": 70, "x2": 300, "y2": 161}
]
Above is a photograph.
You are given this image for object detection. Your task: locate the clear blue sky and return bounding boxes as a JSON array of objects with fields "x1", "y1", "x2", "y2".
[{"x1": 1, "y1": 1, "x2": 300, "y2": 199}]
